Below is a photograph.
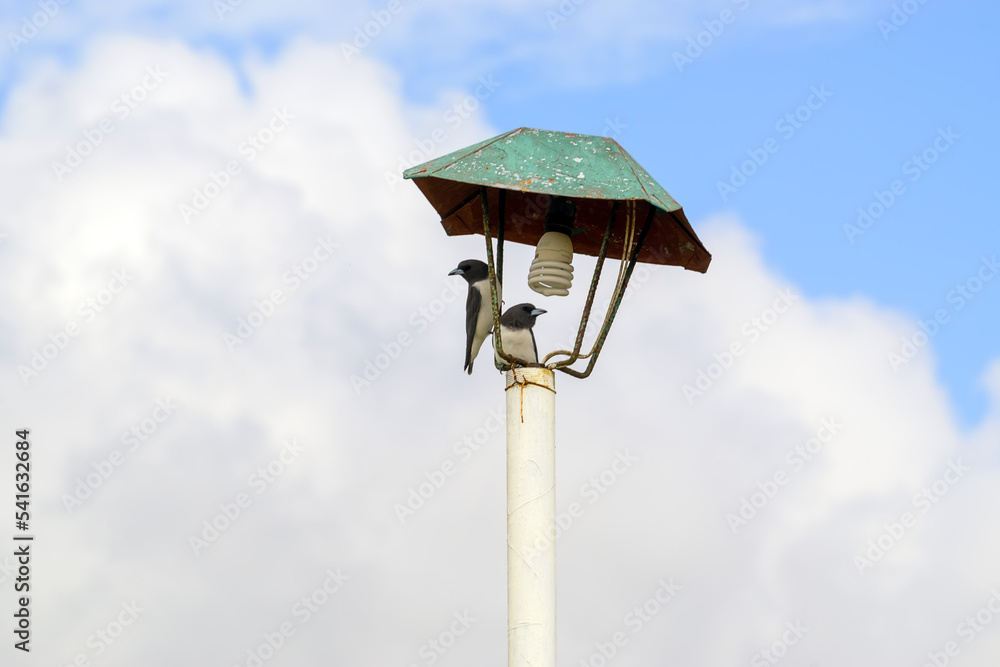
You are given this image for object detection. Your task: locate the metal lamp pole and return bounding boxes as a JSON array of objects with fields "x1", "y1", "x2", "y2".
[{"x1": 505, "y1": 367, "x2": 556, "y2": 667}]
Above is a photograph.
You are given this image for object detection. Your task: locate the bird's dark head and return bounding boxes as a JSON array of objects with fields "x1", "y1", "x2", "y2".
[
  {"x1": 448, "y1": 259, "x2": 489, "y2": 284},
  {"x1": 501, "y1": 303, "x2": 547, "y2": 329}
]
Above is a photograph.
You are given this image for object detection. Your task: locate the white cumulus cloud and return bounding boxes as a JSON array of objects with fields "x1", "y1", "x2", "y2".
[{"x1": 0, "y1": 34, "x2": 997, "y2": 667}]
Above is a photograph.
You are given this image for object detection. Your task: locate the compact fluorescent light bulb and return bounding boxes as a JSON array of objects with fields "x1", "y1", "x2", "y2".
[{"x1": 528, "y1": 231, "x2": 574, "y2": 297}]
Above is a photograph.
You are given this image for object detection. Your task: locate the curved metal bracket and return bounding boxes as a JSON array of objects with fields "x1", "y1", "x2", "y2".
[
  {"x1": 547, "y1": 201, "x2": 655, "y2": 379},
  {"x1": 481, "y1": 187, "x2": 537, "y2": 371}
]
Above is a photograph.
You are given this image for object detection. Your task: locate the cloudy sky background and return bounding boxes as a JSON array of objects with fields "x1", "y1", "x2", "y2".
[{"x1": 1, "y1": 1, "x2": 999, "y2": 665}]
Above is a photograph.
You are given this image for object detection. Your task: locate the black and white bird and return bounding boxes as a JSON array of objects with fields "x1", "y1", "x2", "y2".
[
  {"x1": 496, "y1": 303, "x2": 547, "y2": 365},
  {"x1": 448, "y1": 259, "x2": 501, "y2": 374}
]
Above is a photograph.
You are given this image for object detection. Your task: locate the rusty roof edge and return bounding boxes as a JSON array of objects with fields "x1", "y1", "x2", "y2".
[
  {"x1": 668, "y1": 209, "x2": 712, "y2": 264},
  {"x1": 614, "y1": 139, "x2": 709, "y2": 264},
  {"x1": 616, "y1": 148, "x2": 710, "y2": 266}
]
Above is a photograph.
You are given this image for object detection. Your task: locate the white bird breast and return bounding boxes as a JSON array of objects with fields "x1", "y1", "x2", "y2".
[{"x1": 496, "y1": 325, "x2": 537, "y2": 364}]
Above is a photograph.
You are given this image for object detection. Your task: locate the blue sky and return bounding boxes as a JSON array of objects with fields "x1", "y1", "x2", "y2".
[
  {"x1": 393, "y1": 0, "x2": 998, "y2": 426},
  {"x1": 385, "y1": 0, "x2": 999, "y2": 426},
  {"x1": 4, "y1": 0, "x2": 993, "y2": 424},
  {"x1": 2, "y1": 2, "x2": 999, "y2": 665}
]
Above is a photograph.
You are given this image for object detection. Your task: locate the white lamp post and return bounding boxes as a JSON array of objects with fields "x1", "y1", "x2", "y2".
[{"x1": 405, "y1": 127, "x2": 712, "y2": 667}]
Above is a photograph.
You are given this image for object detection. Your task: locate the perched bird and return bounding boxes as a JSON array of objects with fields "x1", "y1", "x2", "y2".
[
  {"x1": 449, "y1": 259, "x2": 500, "y2": 374},
  {"x1": 496, "y1": 303, "x2": 547, "y2": 366}
]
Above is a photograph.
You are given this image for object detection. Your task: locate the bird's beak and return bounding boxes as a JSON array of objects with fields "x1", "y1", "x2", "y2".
[
  {"x1": 530, "y1": 308, "x2": 547, "y2": 317},
  {"x1": 448, "y1": 268, "x2": 464, "y2": 276}
]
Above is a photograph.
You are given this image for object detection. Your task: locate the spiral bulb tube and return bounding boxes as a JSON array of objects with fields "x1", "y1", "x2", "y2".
[{"x1": 528, "y1": 231, "x2": 574, "y2": 297}]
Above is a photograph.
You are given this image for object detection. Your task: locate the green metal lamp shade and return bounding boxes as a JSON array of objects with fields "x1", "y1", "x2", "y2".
[{"x1": 403, "y1": 126, "x2": 711, "y2": 272}]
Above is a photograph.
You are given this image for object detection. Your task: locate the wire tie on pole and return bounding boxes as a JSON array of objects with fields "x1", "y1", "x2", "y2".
[{"x1": 506, "y1": 368, "x2": 557, "y2": 422}]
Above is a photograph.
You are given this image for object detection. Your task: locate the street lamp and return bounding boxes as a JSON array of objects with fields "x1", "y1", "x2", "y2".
[{"x1": 404, "y1": 126, "x2": 711, "y2": 667}]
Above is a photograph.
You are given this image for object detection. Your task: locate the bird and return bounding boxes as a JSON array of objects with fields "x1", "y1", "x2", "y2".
[
  {"x1": 448, "y1": 259, "x2": 501, "y2": 374},
  {"x1": 496, "y1": 303, "x2": 547, "y2": 366}
]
